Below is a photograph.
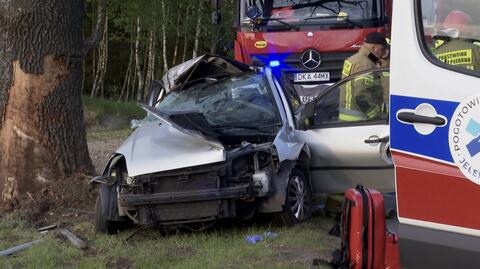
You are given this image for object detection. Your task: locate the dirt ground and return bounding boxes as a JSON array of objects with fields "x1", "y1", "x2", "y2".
[{"x1": 88, "y1": 136, "x2": 125, "y2": 175}]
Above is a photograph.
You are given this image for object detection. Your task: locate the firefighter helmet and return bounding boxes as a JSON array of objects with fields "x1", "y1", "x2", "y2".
[{"x1": 443, "y1": 10, "x2": 472, "y2": 33}]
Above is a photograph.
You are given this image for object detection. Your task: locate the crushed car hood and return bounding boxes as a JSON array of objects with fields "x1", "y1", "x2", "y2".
[
  {"x1": 161, "y1": 54, "x2": 252, "y2": 94},
  {"x1": 116, "y1": 120, "x2": 225, "y2": 177}
]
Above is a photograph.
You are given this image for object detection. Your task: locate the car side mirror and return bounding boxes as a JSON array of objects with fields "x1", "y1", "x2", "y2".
[{"x1": 146, "y1": 80, "x2": 164, "y2": 107}]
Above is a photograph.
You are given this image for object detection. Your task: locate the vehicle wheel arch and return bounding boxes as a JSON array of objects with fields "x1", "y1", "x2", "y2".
[
  {"x1": 95, "y1": 154, "x2": 128, "y2": 223},
  {"x1": 258, "y1": 147, "x2": 312, "y2": 215}
]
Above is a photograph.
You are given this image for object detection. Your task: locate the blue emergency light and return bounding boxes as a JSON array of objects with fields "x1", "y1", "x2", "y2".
[{"x1": 269, "y1": 60, "x2": 280, "y2": 67}]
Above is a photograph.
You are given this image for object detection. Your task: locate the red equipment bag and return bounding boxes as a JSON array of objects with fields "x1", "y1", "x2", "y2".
[{"x1": 333, "y1": 185, "x2": 387, "y2": 269}]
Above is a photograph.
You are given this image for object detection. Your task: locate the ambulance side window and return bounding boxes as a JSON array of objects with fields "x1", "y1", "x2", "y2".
[{"x1": 418, "y1": 0, "x2": 480, "y2": 76}]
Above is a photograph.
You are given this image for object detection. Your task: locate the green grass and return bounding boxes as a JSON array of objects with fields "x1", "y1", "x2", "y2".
[
  {"x1": 0, "y1": 215, "x2": 338, "y2": 269},
  {"x1": 82, "y1": 96, "x2": 145, "y2": 130}
]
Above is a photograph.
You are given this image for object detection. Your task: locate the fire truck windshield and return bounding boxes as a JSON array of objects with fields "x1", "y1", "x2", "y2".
[{"x1": 241, "y1": 0, "x2": 382, "y2": 28}]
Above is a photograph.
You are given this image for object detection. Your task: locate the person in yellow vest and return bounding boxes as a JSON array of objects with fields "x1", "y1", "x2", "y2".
[
  {"x1": 434, "y1": 11, "x2": 480, "y2": 71},
  {"x1": 339, "y1": 32, "x2": 389, "y2": 122}
]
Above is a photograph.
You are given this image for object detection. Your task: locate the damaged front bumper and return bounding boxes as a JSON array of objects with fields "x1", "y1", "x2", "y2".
[{"x1": 119, "y1": 184, "x2": 251, "y2": 206}]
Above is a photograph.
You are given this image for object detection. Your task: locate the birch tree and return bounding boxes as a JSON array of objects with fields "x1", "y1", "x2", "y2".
[
  {"x1": 193, "y1": 2, "x2": 202, "y2": 59},
  {"x1": 134, "y1": 16, "x2": 144, "y2": 102},
  {"x1": 161, "y1": 1, "x2": 169, "y2": 74}
]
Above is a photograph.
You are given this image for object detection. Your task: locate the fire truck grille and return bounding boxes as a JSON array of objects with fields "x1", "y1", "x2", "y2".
[{"x1": 252, "y1": 51, "x2": 356, "y2": 83}]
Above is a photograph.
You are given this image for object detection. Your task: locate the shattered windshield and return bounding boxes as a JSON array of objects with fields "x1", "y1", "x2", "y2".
[
  {"x1": 155, "y1": 73, "x2": 280, "y2": 129},
  {"x1": 241, "y1": 0, "x2": 380, "y2": 27}
]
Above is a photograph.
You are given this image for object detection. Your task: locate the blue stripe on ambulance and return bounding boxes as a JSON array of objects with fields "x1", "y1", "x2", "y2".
[{"x1": 390, "y1": 95, "x2": 459, "y2": 163}]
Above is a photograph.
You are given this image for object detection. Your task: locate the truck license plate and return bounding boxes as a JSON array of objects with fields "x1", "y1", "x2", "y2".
[{"x1": 294, "y1": 72, "x2": 330, "y2": 82}]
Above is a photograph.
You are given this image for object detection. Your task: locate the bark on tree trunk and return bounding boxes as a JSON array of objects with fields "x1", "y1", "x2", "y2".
[
  {"x1": 0, "y1": 0, "x2": 99, "y2": 208},
  {"x1": 172, "y1": 6, "x2": 181, "y2": 67},
  {"x1": 193, "y1": 4, "x2": 202, "y2": 59},
  {"x1": 144, "y1": 29, "x2": 156, "y2": 98},
  {"x1": 181, "y1": 7, "x2": 190, "y2": 63},
  {"x1": 135, "y1": 17, "x2": 144, "y2": 102},
  {"x1": 91, "y1": 15, "x2": 108, "y2": 99},
  {"x1": 210, "y1": 26, "x2": 220, "y2": 54},
  {"x1": 161, "y1": 1, "x2": 169, "y2": 74},
  {"x1": 119, "y1": 39, "x2": 134, "y2": 102}
]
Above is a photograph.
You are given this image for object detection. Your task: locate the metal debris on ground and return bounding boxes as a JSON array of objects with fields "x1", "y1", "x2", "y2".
[
  {"x1": 58, "y1": 228, "x2": 87, "y2": 249},
  {"x1": 0, "y1": 239, "x2": 44, "y2": 257},
  {"x1": 38, "y1": 224, "x2": 58, "y2": 233}
]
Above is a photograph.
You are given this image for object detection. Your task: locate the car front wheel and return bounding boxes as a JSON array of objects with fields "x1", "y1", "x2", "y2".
[{"x1": 277, "y1": 169, "x2": 312, "y2": 226}]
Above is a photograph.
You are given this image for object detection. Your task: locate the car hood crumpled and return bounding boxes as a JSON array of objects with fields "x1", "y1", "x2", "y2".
[{"x1": 116, "y1": 120, "x2": 225, "y2": 177}]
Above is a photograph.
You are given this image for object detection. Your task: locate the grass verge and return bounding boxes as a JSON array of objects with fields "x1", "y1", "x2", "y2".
[
  {"x1": 0, "y1": 214, "x2": 338, "y2": 269},
  {"x1": 82, "y1": 96, "x2": 145, "y2": 131}
]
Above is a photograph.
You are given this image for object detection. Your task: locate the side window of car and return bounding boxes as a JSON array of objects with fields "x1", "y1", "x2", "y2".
[
  {"x1": 418, "y1": 0, "x2": 480, "y2": 75},
  {"x1": 314, "y1": 69, "x2": 390, "y2": 126},
  {"x1": 278, "y1": 73, "x2": 301, "y2": 111}
]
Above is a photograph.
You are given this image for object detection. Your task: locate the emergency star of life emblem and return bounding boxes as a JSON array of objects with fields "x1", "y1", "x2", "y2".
[
  {"x1": 301, "y1": 50, "x2": 321, "y2": 70},
  {"x1": 449, "y1": 95, "x2": 480, "y2": 185}
]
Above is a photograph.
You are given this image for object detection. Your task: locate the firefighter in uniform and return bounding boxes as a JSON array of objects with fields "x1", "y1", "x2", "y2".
[
  {"x1": 434, "y1": 11, "x2": 480, "y2": 71},
  {"x1": 339, "y1": 32, "x2": 389, "y2": 122}
]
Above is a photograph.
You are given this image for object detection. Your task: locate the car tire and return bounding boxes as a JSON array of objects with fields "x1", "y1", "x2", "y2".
[
  {"x1": 94, "y1": 194, "x2": 119, "y2": 234},
  {"x1": 277, "y1": 169, "x2": 312, "y2": 226}
]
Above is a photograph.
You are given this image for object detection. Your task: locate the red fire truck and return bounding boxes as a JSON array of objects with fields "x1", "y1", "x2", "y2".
[{"x1": 220, "y1": 0, "x2": 393, "y2": 102}]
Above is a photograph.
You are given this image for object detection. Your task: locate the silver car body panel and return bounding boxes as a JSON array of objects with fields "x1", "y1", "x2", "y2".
[
  {"x1": 116, "y1": 120, "x2": 225, "y2": 177},
  {"x1": 138, "y1": 104, "x2": 223, "y2": 149},
  {"x1": 299, "y1": 122, "x2": 394, "y2": 194}
]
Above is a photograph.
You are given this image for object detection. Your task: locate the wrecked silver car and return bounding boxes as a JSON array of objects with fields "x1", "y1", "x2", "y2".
[
  {"x1": 92, "y1": 55, "x2": 315, "y2": 233},
  {"x1": 93, "y1": 55, "x2": 394, "y2": 234}
]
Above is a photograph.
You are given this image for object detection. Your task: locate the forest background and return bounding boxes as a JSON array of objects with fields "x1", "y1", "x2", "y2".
[{"x1": 84, "y1": 0, "x2": 236, "y2": 102}]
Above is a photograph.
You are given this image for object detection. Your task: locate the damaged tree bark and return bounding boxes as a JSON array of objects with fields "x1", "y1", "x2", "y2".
[{"x1": 0, "y1": 0, "x2": 106, "y2": 208}]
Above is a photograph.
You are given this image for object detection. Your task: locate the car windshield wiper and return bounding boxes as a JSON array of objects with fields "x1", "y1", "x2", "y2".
[
  {"x1": 292, "y1": 0, "x2": 366, "y2": 10},
  {"x1": 213, "y1": 122, "x2": 283, "y2": 132},
  {"x1": 255, "y1": 17, "x2": 300, "y2": 31},
  {"x1": 304, "y1": 15, "x2": 361, "y2": 28}
]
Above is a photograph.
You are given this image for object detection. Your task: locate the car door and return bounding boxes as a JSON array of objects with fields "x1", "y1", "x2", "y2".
[
  {"x1": 391, "y1": 0, "x2": 480, "y2": 268},
  {"x1": 300, "y1": 68, "x2": 394, "y2": 195}
]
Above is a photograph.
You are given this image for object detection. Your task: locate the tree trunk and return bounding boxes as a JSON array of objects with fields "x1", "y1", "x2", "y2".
[
  {"x1": 161, "y1": 1, "x2": 169, "y2": 74},
  {"x1": 0, "y1": 0, "x2": 99, "y2": 208},
  {"x1": 124, "y1": 18, "x2": 135, "y2": 103},
  {"x1": 193, "y1": 4, "x2": 202, "y2": 59},
  {"x1": 119, "y1": 39, "x2": 134, "y2": 102},
  {"x1": 135, "y1": 16, "x2": 144, "y2": 102},
  {"x1": 144, "y1": 29, "x2": 156, "y2": 99},
  {"x1": 181, "y1": 7, "x2": 190, "y2": 63},
  {"x1": 99, "y1": 16, "x2": 108, "y2": 99},
  {"x1": 172, "y1": 6, "x2": 182, "y2": 66},
  {"x1": 90, "y1": 15, "x2": 108, "y2": 99},
  {"x1": 210, "y1": 26, "x2": 220, "y2": 54},
  {"x1": 140, "y1": 39, "x2": 149, "y2": 101}
]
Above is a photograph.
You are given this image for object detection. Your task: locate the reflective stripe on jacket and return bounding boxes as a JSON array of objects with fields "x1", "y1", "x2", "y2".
[{"x1": 340, "y1": 46, "x2": 381, "y2": 121}]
